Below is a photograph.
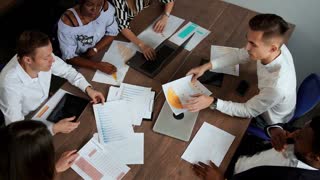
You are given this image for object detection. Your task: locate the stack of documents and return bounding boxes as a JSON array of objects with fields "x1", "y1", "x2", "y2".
[
  {"x1": 106, "y1": 83, "x2": 155, "y2": 126},
  {"x1": 162, "y1": 75, "x2": 212, "y2": 115},
  {"x1": 210, "y1": 45, "x2": 240, "y2": 76},
  {"x1": 72, "y1": 136, "x2": 130, "y2": 180},
  {"x1": 92, "y1": 40, "x2": 136, "y2": 85},
  {"x1": 91, "y1": 83, "x2": 155, "y2": 165},
  {"x1": 129, "y1": 15, "x2": 185, "y2": 51},
  {"x1": 169, "y1": 22, "x2": 210, "y2": 51},
  {"x1": 181, "y1": 122, "x2": 235, "y2": 166},
  {"x1": 93, "y1": 101, "x2": 145, "y2": 165}
]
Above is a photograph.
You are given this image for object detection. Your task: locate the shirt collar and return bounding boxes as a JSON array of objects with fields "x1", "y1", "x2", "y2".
[
  {"x1": 15, "y1": 57, "x2": 38, "y2": 85},
  {"x1": 297, "y1": 160, "x2": 318, "y2": 171},
  {"x1": 286, "y1": 145, "x2": 318, "y2": 171},
  {"x1": 260, "y1": 52, "x2": 282, "y2": 72}
]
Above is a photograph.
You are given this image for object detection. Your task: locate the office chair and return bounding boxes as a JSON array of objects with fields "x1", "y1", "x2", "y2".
[
  {"x1": 0, "y1": 64, "x2": 5, "y2": 127},
  {"x1": 0, "y1": 63, "x2": 4, "y2": 71},
  {"x1": 247, "y1": 73, "x2": 320, "y2": 140}
]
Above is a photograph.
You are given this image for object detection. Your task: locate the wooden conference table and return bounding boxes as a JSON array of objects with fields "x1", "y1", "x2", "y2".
[{"x1": 53, "y1": 0, "x2": 294, "y2": 179}]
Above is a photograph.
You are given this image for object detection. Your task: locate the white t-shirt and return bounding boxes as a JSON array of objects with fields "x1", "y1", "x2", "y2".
[{"x1": 57, "y1": 1, "x2": 119, "y2": 60}]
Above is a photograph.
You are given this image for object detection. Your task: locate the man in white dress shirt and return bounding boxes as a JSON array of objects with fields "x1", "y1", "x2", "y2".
[
  {"x1": 184, "y1": 14, "x2": 297, "y2": 127},
  {"x1": 0, "y1": 31, "x2": 105, "y2": 134},
  {"x1": 193, "y1": 116, "x2": 320, "y2": 180}
]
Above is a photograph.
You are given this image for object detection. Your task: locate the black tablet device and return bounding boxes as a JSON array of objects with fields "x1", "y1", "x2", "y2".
[{"x1": 47, "y1": 94, "x2": 89, "y2": 123}]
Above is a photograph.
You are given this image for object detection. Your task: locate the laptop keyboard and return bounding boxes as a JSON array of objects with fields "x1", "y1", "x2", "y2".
[{"x1": 140, "y1": 45, "x2": 175, "y2": 74}]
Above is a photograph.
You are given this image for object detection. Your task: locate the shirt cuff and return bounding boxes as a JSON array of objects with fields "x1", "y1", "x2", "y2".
[
  {"x1": 78, "y1": 81, "x2": 91, "y2": 93},
  {"x1": 266, "y1": 125, "x2": 283, "y2": 137},
  {"x1": 216, "y1": 98, "x2": 224, "y2": 111}
]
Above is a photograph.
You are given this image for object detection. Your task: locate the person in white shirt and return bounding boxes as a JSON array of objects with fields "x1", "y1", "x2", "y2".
[
  {"x1": 0, "y1": 31, "x2": 105, "y2": 134},
  {"x1": 193, "y1": 116, "x2": 320, "y2": 180},
  {"x1": 184, "y1": 14, "x2": 297, "y2": 127}
]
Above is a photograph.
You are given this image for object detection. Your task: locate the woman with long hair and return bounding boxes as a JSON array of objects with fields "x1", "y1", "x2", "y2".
[{"x1": 0, "y1": 120, "x2": 78, "y2": 180}]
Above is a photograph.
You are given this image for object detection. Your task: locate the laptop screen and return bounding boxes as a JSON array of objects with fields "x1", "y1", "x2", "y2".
[{"x1": 140, "y1": 45, "x2": 175, "y2": 73}]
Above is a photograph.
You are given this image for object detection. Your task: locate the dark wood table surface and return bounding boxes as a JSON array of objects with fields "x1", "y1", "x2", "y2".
[{"x1": 53, "y1": 0, "x2": 294, "y2": 179}]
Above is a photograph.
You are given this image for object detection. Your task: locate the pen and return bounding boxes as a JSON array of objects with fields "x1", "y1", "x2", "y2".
[{"x1": 112, "y1": 72, "x2": 117, "y2": 81}]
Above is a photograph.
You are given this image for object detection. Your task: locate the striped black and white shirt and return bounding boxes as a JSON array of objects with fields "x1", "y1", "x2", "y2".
[{"x1": 112, "y1": 0, "x2": 174, "y2": 30}]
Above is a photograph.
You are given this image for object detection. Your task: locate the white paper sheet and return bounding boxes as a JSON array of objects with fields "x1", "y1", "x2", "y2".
[
  {"x1": 119, "y1": 83, "x2": 154, "y2": 125},
  {"x1": 32, "y1": 89, "x2": 71, "y2": 120},
  {"x1": 102, "y1": 133, "x2": 144, "y2": 165},
  {"x1": 210, "y1": 45, "x2": 240, "y2": 76},
  {"x1": 93, "y1": 101, "x2": 134, "y2": 143},
  {"x1": 129, "y1": 15, "x2": 185, "y2": 51},
  {"x1": 144, "y1": 91, "x2": 155, "y2": 119},
  {"x1": 169, "y1": 22, "x2": 210, "y2": 51},
  {"x1": 162, "y1": 75, "x2": 212, "y2": 115},
  {"x1": 92, "y1": 40, "x2": 135, "y2": 85},
  {"x1": 181, "y1": 122, "x2": 235, "y2": 166},
  {"x1": 106, "y1": 84, "x2": 154, "y2": 125},
  {"x1": 72, "y1": 136, "x2": 130, "y2": 180},
  {"x1": 106, "y1": 86, "x2": 121, "y2": 102}
]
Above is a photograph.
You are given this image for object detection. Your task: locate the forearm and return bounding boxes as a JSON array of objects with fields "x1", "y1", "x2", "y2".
[
  {"x1": 67, "y1": 57, "x2": 99, "y2": 70},
  {"x1": 92, "y1": 35, "x2": 115, "y2": 52},
  {"x1": 216, "y1": 99, "x2": 257, "y2": 118},
  {"x1": 164, "y1": 1, "x2": 174, "y2": 14},
  {"x1": 121, "y1": 28, "x2": 143, "y2": 46}
]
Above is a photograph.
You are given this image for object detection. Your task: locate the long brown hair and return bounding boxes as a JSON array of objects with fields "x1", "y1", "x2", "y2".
[{"x1": 0, "y1": 120, "x2": 55, "y2": 180}]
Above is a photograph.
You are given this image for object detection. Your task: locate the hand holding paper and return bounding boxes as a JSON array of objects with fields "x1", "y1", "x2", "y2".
[{"x1": 162, "y1": 75, "x2": 212, "y2": 115}]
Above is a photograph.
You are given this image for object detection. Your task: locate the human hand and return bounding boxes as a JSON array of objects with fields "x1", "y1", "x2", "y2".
[
  {"x1": 53, "y1": 116, "x2": 80, "y2": 134},
  {"x1": 86, "y1": 86, "x2": 105, "y2": 104},
  {"x1": 97, "y1": 62, "x2": 117, "y2": 74},
  {"x1": 183, "y1": 94, "x2": 214, "y2": 112},
  {"x1": 153, "y1": 15, "x2": 168, "y2": 33},
  {"x1": 270, "y1": 127, "x2": 289, "y2": 152},
  {"x1": 192, "y1": 161, "x2": 224, "y2": 180},
  {"x1": 186, "y1": 63, "x2": 212, "y2": 83},
  {"x1": 139, "y1": 43, "x2": 156, "y2": 60},
  {"x1": 55, "y1": 150, "x2": 79, "y2": 173}
]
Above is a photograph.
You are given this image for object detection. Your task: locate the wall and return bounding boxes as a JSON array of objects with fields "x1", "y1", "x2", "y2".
[{"x1": 224, "y1": 0, "x2": 320, "y2": 85}]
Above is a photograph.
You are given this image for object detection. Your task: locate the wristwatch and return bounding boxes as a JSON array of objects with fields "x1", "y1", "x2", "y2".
[
  {"x1": 164, "y1": 12, "x2": 170, "y2": 17},
  {"x1": 209, "y1": 97, "x2": 218, "y2": 110}
]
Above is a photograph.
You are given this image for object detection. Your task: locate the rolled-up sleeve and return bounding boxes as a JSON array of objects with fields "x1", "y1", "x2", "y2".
[
  {"x1": 57, "y1": 22, "x2": 78, "y2": 60},
  {"x1": 51, "y1": 55, "x2": 91, "y2": 92},
  {"x1": 216, "y1": 87, "x2": 283, "y2": 122}
]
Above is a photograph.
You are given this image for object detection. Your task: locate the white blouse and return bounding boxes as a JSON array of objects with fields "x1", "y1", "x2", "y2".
[{"x1": 57, "y1": 1, "x2": 119, "y2": 60}]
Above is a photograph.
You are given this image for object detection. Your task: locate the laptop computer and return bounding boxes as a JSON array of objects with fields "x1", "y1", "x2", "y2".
[
  {"x1": 47, "y1": 93, "x2": 89, "y2": 123},
  {"x1": 153, "y1": 101, "x2": 199, "y2": 142},
  {"x1": 126, "y1": 33, "x2": 195, "y2": 78}
]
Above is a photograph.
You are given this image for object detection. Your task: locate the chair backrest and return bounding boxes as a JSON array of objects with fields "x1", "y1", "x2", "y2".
[
  {"x1": 0, "y1": 63, "x2": 4, "y2": 72},
  {"x1": 291, "y1": 73, "x2": 320, "y2": 121},
  {"x1": 0, "y1": 110, "x2": 4, "y2": 127}
]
